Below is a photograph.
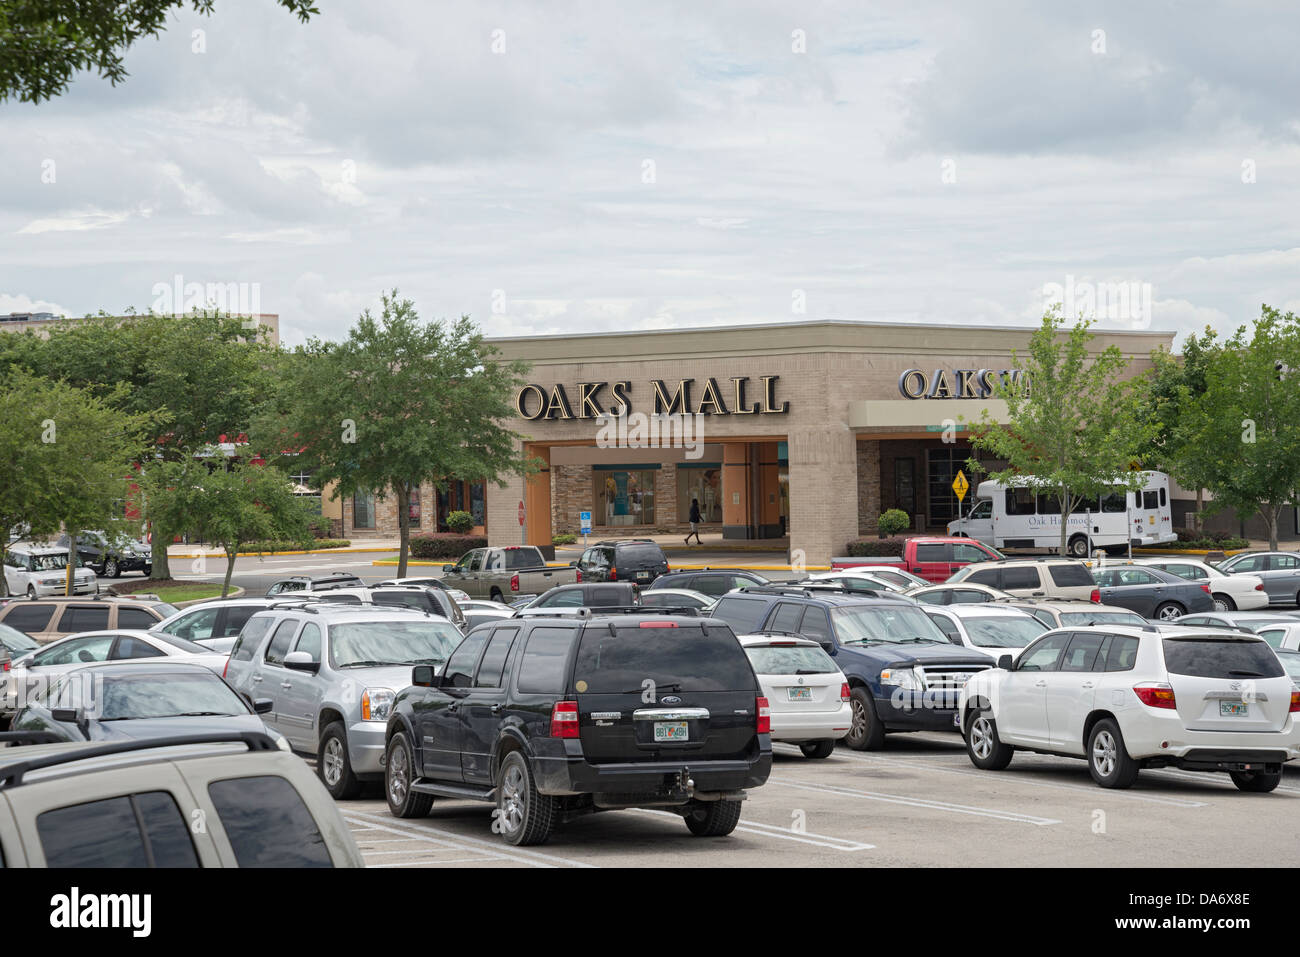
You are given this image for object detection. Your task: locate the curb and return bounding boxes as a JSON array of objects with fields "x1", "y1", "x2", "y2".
[
  {"x1": 173, "y1": 586, "x2": 246, "y2": 608},
  {"x1": 370, "y1": 558, "x2": 827, "y2": 572},
  {"x1": 169, "y1": 546, "x2": 392, "y2": 559},
  {"x1": 1131, "y1": 547, "x2": 1250, "y2": 557}
]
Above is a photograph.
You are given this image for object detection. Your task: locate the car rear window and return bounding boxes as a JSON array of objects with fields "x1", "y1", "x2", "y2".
[
  {"x1": 498, "y1": 548, "x2": 544, "y2": 571},
  {"x1": 208, "y1": 776, "x2": 332, "y2": 867},
  {"x1": 1049, "y1": 564, "x2": 1094, "y2": 587},
  {"x1": 616, "y1": 544, "x2": 666, "y2": 565},
  {"x1": 573, "y1": 624, "x2": 755, "y2": 693},
  {"x1": 1161, "y1": 637, "x2": 1284, "y2": 679},
  {"x1": 1, "y1": 604, "x2": 54, "y2": 633},
  {"x1": 711, "y1": 596, "x2": 769, "y2": 633},
  {"x1": 745, "y1": 644, "x2": 838, "y2": 675}
]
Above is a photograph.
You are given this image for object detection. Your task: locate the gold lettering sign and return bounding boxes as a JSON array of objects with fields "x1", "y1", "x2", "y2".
[{"x1": 515, "y1": 376, "x2": 788, "y2": 419}]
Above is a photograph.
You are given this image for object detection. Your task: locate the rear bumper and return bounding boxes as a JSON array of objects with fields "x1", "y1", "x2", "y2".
[
  {"x1": 532, "y1": 744, "x2": 772, "y2": 799},
  {"x1": 1166, "y1": 749, "x2": 1291, "y2": 771},
  {"x1": 1123, "y1": 714, "x2": 1300, "y2": 764},
  {"x1": 770, "y1": 704, "x2": 853, "y2": 742}
]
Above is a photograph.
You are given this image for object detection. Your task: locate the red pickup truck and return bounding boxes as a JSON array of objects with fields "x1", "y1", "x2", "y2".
[{"x1": 832, "y1": 536, "x2": 1003, "y2": 583}]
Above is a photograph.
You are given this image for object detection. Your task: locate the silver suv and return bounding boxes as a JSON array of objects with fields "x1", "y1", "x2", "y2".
[{"x1": 223, "y1": 602, "x2": 464, "y2": 799}]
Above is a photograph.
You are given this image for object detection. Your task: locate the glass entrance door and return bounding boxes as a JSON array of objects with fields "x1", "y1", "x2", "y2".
[{"x1": 927, "y1": 447, "x2": 970, "y2": 528}]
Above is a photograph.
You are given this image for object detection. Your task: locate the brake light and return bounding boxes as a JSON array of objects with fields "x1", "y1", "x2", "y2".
[
  {"x1": 575, "y1": 569, "x2": 583, "y2": 583},
  {"x1": 1, "y1": 661, "x2": 8, "y2": 672},
  {"x1": 222, "y1": 657, "x2": 230, "y2": 678},
  {"x1": 510, "y1": 573, "x2": 519, "y2": 592},
  {"x1": 1200, "y1": 584, "x2": 1211, "y2": 594},
  {"x1": 1291, "y1": 691, "x2": 1300, "y2": 714},
  {"x1": 1256, "y1": 583, "x2": 1265, "y2": 591},
  {"x1": 1089, "y1": 588, "x2": 1100, "y2": 603},
  {"x1": 840, "y1": 682, "x2": 850, "y2": 702},
  {"x1": 1133, "y1": 683, "x2": 1177, "y2": 709},
  {"x1": 609, "y1": 566, "x2": 617, "y2": 581},
  {"x1": 638, "y1": 621, "x2": 677, "y2": 627},
  {"x1": 756, "y1": 696, "x2": 770, "y2": 734},
  {"x1": 550, "y1": 700, "x2": 580, "y2": 738}
]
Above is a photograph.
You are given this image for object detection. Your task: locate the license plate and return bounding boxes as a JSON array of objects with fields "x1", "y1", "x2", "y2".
[
  {"x1": 787, "y1": 687, "x2": 811, "y2": 701},
  {"x1": 654, "y1": 721, "x2": 688, "y2": 742},
  {"x1": 1220, "y1": 700, "x2": 1249, "y2": 717},
  {"x1": 636, "y1": 571, "x2": 650, "y2": 580}
]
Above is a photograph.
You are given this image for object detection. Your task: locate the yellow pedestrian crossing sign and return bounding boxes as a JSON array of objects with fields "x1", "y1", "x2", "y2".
[{"x1": 952, "y1": 470, "x2": 969, "y2": 502}]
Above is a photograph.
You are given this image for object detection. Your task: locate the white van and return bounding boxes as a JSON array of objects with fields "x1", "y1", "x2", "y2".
[
  {"x1": 948, "y1": 471, "x2": 1176, "y2": 558},
  {"x1": 3, "y1": 544, "x2": 98, "y2": 598}
]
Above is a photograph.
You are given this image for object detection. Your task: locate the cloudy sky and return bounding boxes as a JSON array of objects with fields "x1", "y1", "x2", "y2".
[{"x1": 2, "y1": 0, "x2": 1297, "y2": 347}]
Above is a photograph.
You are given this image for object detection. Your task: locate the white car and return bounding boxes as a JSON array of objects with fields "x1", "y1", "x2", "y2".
[
  {"x1": 906, "y1": 582, "x2": 1014, "y2": 605},
  {"x1": 920, "y1": 605, "x2": 1048, "y2": 660},
  {"x1": 152, "y1": 598, "x2": 284, "y2": 654},
  {"x1": 5, "y1": 629, "x2": 229, "y2": 714},
  {"x1": 737, "y1": 634, "x2": 852, "y2": 758},
  {"x1": 1255, "y1": 621, "x2": 1300, "y2": 651},
  {"x1": 637, "y1": 588, "x2": 717, "y2": 612},
  {"x1": 804, "y1": 572, "x2": 911, "y2": 595},
  {"x1": 3, "y1": 544, "x2": 97, "y2": 598},
  {"x1": 832, "y1": 565, "x2": 930, "y2": 589},
  {"x1": 375, "y1": 577, "x2": 472, "y2": 603},
  {"x1": 959, "y1": 625, "x2": 1300, "y2": 791},
  {"x1": 1134, "y1": 558, "x2": 1268, "y2": 611}
]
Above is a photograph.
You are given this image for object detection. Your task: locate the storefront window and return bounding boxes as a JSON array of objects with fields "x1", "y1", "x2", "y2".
[
  {"x1": 408, "y1": 484, "x2": 421, "y2": 526},
  {"x1": 469, "y1": 481, "x2": 485, "y2": 526},
  {"x1": 353, "y1": 490, "x2": 375, "y2": 529},
  {"x1": 595, "y1": 469, "x2": 655, "y2": 526},
  {"x1": 677, "y1": 467, "x2": 721, "y2": 523}
]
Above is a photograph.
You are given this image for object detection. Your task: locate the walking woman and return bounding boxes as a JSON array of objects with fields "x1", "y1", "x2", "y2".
[{"x1": 685, "y1": 498, "x2": 703, "y2": 545}]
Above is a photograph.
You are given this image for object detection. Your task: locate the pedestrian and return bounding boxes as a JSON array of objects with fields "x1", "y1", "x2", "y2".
[{"x1": 685, "y1": 498, "x2": 703, "y2": 545}]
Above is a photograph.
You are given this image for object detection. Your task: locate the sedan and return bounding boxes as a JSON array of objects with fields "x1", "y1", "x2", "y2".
[
  {"x1": 10, "y1": 661, "x2": 288, "y2": 749},
  {"x1": 374, "y1": 577, "x2": 472, "y2": 603},
  {"x1": 1216, "y1": 551, "x2": 1300, "y2": 607},
  {"x1": 0, "y1": 622, "x2": 39, "y2": 664},
  {"x1": 906, "y1": 583, "x2": 1014, "y2": 605},
  {"x1": 921, "y1": 605, "x2": 1048, "y2": 660},
  {"x1": 737, "y1": 634, "x2": 851, "y2": 758},
  {"x1": 1091, "y1": 566, "x2": 1215, "y2": 620},
  {"x1": 804, "y1": 572, "x2": 911, "y2": 595},
  {"x1": 638, "y1": 588, "x2": 717, "y2": 612},
  {"x1": 828, "y1": 565, "x2": 931, "y2": 589},
  {"x1": 1135, "y1": 558, "x2": 1268, "y2": 611},
  {"x1": 1256, "y1": 622, "x2": 1300, "y2": 650}
]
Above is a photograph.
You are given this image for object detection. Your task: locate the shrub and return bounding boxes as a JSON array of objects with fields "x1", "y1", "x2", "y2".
[
  {"x1": 553, "y1": 533, "x2": 577, "y2": 545},
  {"x1": 877, "y1": 509, "x2": 911, "y2": 537},
  {"x1": 409, "y1": 533, "x2": 488, "y2": 559},
  {"x1": 242, "y1": 539, "x2": 350, "y2": 553},
  {"x1": 446, "y1": 510, "x2": 475, "y2": 534},
  {"x1": 308, "y1": 515, "x2": 333, "y2": 539},
  {"x1": 846, "y1": 536, "x2": 908, "y2": 557}
]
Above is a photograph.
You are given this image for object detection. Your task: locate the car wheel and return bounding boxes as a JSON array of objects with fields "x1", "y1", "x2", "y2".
[
  {"x1": 96, "y1": 560, "x2": 109, "y2": 577},
  {"x1": 799, "y1": 739, "x2": 835, "y2": 759},
  {"x1": 104, "y1": 558, "x2": 119, "y2": 578},
  {"x1": 1087, "y1": 718, "x2": 1139, "y2": 788},
  {"x1": 318, "y1": 721, "x2": 362, "y2": 799},
  {"x1": 1212, "y1": 593, "x2": 1236, "y2": 612},
  {"x1": 25, "y1": 585, "x2": 38, "y2": 599},
  {"x1": 1153, "y1": 601, "x2": 1185, "y2": 621},
  {"x1": 1229, "y1": 767, "x2": 1282, "y2": 793},
  {"x1": 385, "y1": 732, "x2": 432, "y2": 818},
  {"x1": 142, "y1": 565, "x2": 152, "y2": 577},
  {"x1": 843, "y1": 687, "x2": 885, "y2": 751},
  {"x1": 490, "y1": 588, "x2": 504, "y2": 602},
  {"x1": 965, "y1": 710, "x2": 1014, "y2": 770},
  {"x1": 495, "y1": 750, "x2": 555, "y2": 846},
  {"x1": 683, "y1": 799, "x2": 742, "y2": 837},
  {"x1": 1068, "y1": 535, "x2": 1090, "y2": 558}
]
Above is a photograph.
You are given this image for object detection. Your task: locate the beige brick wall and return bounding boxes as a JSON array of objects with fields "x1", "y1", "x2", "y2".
[
  {"x1": 551, "y1": 465, "x2": 590, "y2": 535},
  {"x1": 857, "y1": 440, "x2": 881, "y2": 535}
]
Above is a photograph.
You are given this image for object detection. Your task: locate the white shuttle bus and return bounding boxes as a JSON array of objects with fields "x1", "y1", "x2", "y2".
[{"x1": 947, "y1": 471, "x2": 1177, "y2": 557}]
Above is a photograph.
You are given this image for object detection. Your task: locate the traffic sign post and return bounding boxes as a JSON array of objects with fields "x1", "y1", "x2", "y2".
[{"x1": 579, "y1": 510, "x2": 592, "y2": 546}]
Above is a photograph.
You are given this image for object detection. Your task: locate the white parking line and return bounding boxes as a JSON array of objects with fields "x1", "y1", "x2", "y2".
[
  {"x1": 770, "y1": 778, "x2": 1061, "y2": 825},
  {"x1": 342, "y1": 810, "x2": 596, "y2": 868},
  {"x1": 368, "y1": 856, "x2": 496, "y2": 868},
  {"x1": 631, "y1": 809, "x2": 875, "y2": 851}
]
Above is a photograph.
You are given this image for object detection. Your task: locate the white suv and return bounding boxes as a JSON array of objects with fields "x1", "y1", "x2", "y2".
[
  {"x1": 959, "y1": 625, "x2": 1300, "y2": 791},
  {"x1": 3, "y1": 544, "x2": 97, "y2": 597}
]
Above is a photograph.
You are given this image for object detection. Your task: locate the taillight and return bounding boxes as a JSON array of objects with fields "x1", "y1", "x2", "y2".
[
  {"x1": 840, "y1": 682, "x2": 850, "y2": 702},
  {"x1": 1256, "y1": 584, "x2": 1265, "y2": 591},
  {"x1": 638, "y1": 621, "x2": 677, "y2": 627},
  {"x1": 756, "y1": 696, "x2": 770, "y2": 734},
  {"x1": 1133, "y1": 683, "x2": 1177, "y2": 709},
  {"x1": 550, "y1": 700, "x2": 580, "y2": 738},
  {"x1": 1290, "y1": 691, "x2": 1300, "y2": 714},
  {"x1": 1200, "y1": 584, "x2": 1211, "y2": 594},
  {"x1": 1089, "y1": 588, "x2": 1100, "y2": 603},
  {"x1": 609, "y1": 566, "x2": 617, "y2": 581},
  {"x1": 510, "y1": 573, "x2": 519, "y2": 592},
  {"x1": 575, "y1": 569, "x2": 583, "y2": 583},
  {"x1": 222, "y1": 657, "x2": 229, "y2": 678},
  {"x1": 1, "y1": 661, "x2": 9, "y2": 672}
]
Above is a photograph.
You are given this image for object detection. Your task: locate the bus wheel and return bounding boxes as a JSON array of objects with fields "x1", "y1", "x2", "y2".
[{"x1": 1068, "y1": 535, "x2": 1090, "y2": 558}]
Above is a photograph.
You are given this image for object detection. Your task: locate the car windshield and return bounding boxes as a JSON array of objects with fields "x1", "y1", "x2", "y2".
[
  {"x1": 1060, "y1": 611, "x2": 1147, "y2": 627},
  {"x1": 0, "y1": 623, "x2": 39, "y2": 651},
  {"x1": 330, "y1": 620, "x2": 463, "y2": 668},
  {"x1": 30, "y1": 553, "x2": 69, "y2": 571},
  {"x1": 82, "y1": 672, "x2": 248, "y2": 720},
  {"x1": 745, "y1": 644, "x2": 838, "y2": 674},
  {"x1": 962, "y1": 616, "x2": 1048, "y2": 648},
  {"x1": 152, "y1": 603, "x2": 180, "y2": 618},
  {"x1": 832, "y1": 606, "x2": 950, "y2": 645},
  {"x1": 151, "y1": 633, "x2": 211, "y2": 654}
]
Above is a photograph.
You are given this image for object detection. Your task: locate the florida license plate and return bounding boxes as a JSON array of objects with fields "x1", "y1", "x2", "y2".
[
  {"x1": 637, "y1": 571, "x2": 650, "y2": 580},
  {"x1": 654, "y1": 721, "x2": 688, "y2": 742},
  {"x1": 1220, "y1": 701, "x2": 1249, "y2": 717},
  {"x1": 787, "y1": 687, "x2": 812, "y2": 701}
]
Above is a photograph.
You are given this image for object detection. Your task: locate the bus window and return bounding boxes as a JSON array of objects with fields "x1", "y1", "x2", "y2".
[
  {"x1": 1006, "y1": 488, "x2": 1035, "y2": 515},
  {"x1": 1036, "y1": 494, "x2": 1061, "y2": 515},
  {"x1": 1142, "y1": 491, "x2": 1158, "y2": 510},
  {"x1": 1159, "y1": 487, "x2": 1167, "y2": 506},
  {"x1": 1100, "y1": 490, "x2": 1126, "y2": 513}
]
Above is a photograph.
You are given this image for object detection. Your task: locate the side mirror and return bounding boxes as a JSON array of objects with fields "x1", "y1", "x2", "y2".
[
  {"x1": 51, "y1": 708, "x2": 79, "y2": 723},
  {"x1": 998, "y1": 654, "x2": 1014, "y2": 670},
  {"x1": 412, "y1": 665, "x2": 442, "y2": 688},
  {"x1": 819, "y1": 641, "x2": 835, "y2": 655},
  {"x1": 252, "y1": 698, "x2": 273, "y2": 715},
  {"x1": 569, "y1": 560, "x2": 578, "y2": 567},
  {"x1": 442, "y1": 564, "x2": 455, "y2": 573},
  {"x1": 283, "y1": 651, "x2": 319, "y2": 673}
]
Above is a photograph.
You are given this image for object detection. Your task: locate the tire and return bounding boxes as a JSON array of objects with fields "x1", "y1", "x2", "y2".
[
  {"x1": 142, "y1": 565, "x2": 152, "y2": 577},
  {"x1": 495, "y1": 750, "x2": 555, "y2": 846},
  {"x1": 799, "y1": 739, "x2": 835, "y2": 759},
  {"x1": 1087, "y1": 719, "x2": 1140, "y2": 788},
  {"x1": 104, "y1": 558, "x2": 119, "y2": 578},
  {"x1": 490, "y1": 588, "x2": 504, "y2": 603},
  {"x1": 965, "y1": 710, "x2": 1014, "y2": 770},
  {"x1": 318, "y1": 721, "x2": 362, "y2": 799},
  {"x1": 385, "y1": 731, "x2": 433, "y2": 818},
  {"x1": 1068, "y1": 535, "x2": 1090, "y2": 559},
  {"x1": 843, "y1": 687, "x2": 886, "y2": 751},
  {"x1": 683, "y1": 799, "x2": 742, "y2": 837},
  {"x1": 1212, "y1": 593, "x2": 1236, "y2": 612},
  {"x1": 26, "y1": 586, "x2": 37, "y2": 599},
  {"x1": 96, "y1": 560, "x2": 109, "y2": 577},
  {"x1": 1229, "y1": 767, "x2": 1282, "y2": 793},
  {"x1": 1153, "y1": 601, "x2": 1185, "y2": 621}
]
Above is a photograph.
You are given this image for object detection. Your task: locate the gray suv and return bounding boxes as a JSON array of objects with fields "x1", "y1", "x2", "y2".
[{"x1": 224, "y1": 602, "x2": 464, "y2": 799}]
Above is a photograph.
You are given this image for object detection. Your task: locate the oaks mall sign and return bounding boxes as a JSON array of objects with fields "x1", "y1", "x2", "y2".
[
  {"x1": 514, "y1": 375, "x2": 790, "y2": 420},
  {"x1": 898, "y1": 368, "x2": 1031, "y2": 400}
]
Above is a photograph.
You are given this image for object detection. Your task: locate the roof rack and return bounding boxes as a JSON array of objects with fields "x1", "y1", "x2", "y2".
[
  {"x1": 0, "y1": 731, "x2": 281, "y2": 789},
  {"x1": 587, "y1": 605, "x2": 701, "y2": 617}
]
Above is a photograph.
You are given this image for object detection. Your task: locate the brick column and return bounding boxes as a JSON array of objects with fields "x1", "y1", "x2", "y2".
[
  {"x1": 857, "y1": 439, "x2": 881, "y2": 536},
  {"x1": 656, "y1": 463, "x2": 678, "y2": 529},
  {"x1": 788, "y1": 426, "x2": 859, "y2": 566}
]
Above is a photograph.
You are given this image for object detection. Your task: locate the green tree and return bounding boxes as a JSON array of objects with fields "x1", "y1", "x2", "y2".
[
  {"x1": 965, "y1": 312, "x2": 1156, "y2": 556},
  {"x1": 0, "y1": 0, "x2": 318, "y2": 103},
  {"x1": 1177, "y1": 306, "x2": 1300, "y2": 550},
  {"x1": 256, "y1": 292, "x2": 536, "y2": 577}
]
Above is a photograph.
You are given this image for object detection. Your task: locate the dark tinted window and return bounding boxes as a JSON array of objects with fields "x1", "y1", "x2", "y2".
[
  {"x1": 616, "y1": 544, "x2": 666, "y2": 565},
  {"x1": 967, "y1": 569, "x2": 1001, "y2": 587},
  {"x1": 59, "y1": 606, "x2": 110, "y2": 632},
  {"x1": 114, "y1": 636, "x2": 165, "y2": 659},
  {"x1": 1001, "y1": 567, "x2": 1040, "y2": 590},
  {"x1": 39, "y1": 791, "x2": 197, "y2": 867},
  {"x1": 1104, "y1": 635, "x2": 1140, "y2": 671},
  {"x1": 914, "y1": 544, "x2": 949, "y2": 563},
  {"x1": 208, "y1": 776, "x2": 332, "y2": 867},
  {"x1": 222, "y1": 605, "x2": 261, "y2": 637},
  {"x1": 1161, "y1": 638, "x2": 1283, "y2": 679},
  {"x1": 573, "y1": 624, "x2": 754, "y2": 693},
  {"x1": 1101, "y1": 490, "x2": 1126, "y2": 512},
  {"x1": 690, "y1": 576, "x2": 734, "y2": 597},
  {"x1": 769, "y1": 603, "x2": 804, "y2": 633},
  {"x1": 372, "y1": 591, "x2": 428, "y2": 610},
  {"x1": 539, "y1": 589, "x2": 584, "y2": 607},
  {"x1": 589, "y1": 586, "x2": 626, "y2": 606},
  {"x1": 135, "y1": 791, "x2": 200, "y2": 867},
  {"x1": 516, "y1": 626, "x2": 578, "y2": 694},
  {"x1": 798, "y1": 607, "x2": 832, "y2": 642},
  {"x1": 2, "y1": 604, "x2": 54, "y2": 633},
  {"x1": 1060, "y1": 633, "x2": 1106, "y2": 671},
  {"x1": 264, "y1": 620, "x2": 299, "y2": 664},
  {"x1": 1143, "y1": 491, "x2": 1158, "y2": 510},
  {"x1": 1049, "y1": 564, "x2": 1094, "y2": 587},
  {"x1": 231, "y1": 615, "x2": 273, "y2": 661},
  {"x1": 444, "y1": 630, "x2": 489, "y2": 687},
  {"x1": 952, "y1": 589, "x2": 991, "y2": 604},
  {"x1": 711, "y1": 596, "x2": 769, "y2": 633},
  {"x1": 118, "y1": 607, "x2": 160, "y2": 629},
  {"x1": 475, "y1": 627, "x2": 519, "y2": 688}
]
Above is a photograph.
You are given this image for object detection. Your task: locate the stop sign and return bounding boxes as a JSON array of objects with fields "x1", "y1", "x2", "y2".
[{"x1": 518, "y1": 500, "x2": 526, "y2": 526}]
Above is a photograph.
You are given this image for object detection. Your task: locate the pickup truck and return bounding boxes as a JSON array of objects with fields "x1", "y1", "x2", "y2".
[
  {"x1": 831, "y1": 536, "x2": 1003, "y2": 584},
  {"x1": 440, "y1": 545, "x2": 577, "y2": 602}
]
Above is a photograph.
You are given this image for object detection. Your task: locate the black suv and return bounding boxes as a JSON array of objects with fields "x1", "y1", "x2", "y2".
[
  {"x1": 573, "y1": 540, "x2": 669, "y2": 586},
  {"x1": 526, "y1": 582, "x2": 640, "y2": 609},
  {"x1": 384, "y1": 611, "x2": 772, "y2": 846},
  {"x1": 709, "y1": 586, "x2": 991, "y2": 750},
  {"x1": 55, "y1": 531, "x2": 151, "y2": 578},
  {"x1": 647, "y1": 568, "x2": 769, "y2": 597}
]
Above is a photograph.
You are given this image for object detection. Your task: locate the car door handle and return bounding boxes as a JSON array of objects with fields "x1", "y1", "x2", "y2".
[
  {"x1": 447, "y1": 703, "x2": 459, "y2": 713},
  {"x1": 252, "y1": 675, "x2": 262, "y2": 683},
  {"x1": 1034, "y1": 680, "x2": 1046, "y2": 687},
  {"x1": 280, "y1": 681, "x2": 292, "y2": 689},
  {"x1": 490, "y1": 704, "x2": 503, "y2": 715},
  {"x1": 1081, "y1": 681, "x2": 1094, "y2": 689}
]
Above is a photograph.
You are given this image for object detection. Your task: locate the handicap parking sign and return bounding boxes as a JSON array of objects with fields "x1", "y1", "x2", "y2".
[{"x1": 579, "y1": 510, "x2": 592, "y2": 533}]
